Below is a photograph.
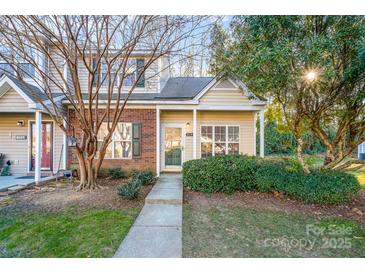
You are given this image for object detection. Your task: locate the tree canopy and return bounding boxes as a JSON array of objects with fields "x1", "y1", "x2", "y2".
[{"x1": 210, "y1": 16, "x2": 365, "y2": 170}]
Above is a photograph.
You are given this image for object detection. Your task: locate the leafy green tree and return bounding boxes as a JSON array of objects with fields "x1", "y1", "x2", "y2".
[{"x1": 211, "y1": 16, "x2": 365, "y2": 170}]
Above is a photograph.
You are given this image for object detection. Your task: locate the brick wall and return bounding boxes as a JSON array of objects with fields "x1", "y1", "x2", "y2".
[{"x1": 68, "y1": 108, "x2": 156, "y2": 172}]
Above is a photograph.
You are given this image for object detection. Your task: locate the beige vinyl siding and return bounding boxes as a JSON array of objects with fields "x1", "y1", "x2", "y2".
[
  {"x1": 0, "y1": 113, "x2": 65, "y2": 175},
  {"x1": 0, "y1": 88, "x2": 30, "y2": 112},
  {"x1": 48, "y1": 47, "x2": 66, "y2": 94},
  {"x1": 160, "y1": 110, "x2": 193, "y2": 168},
  {"x1": 214, "y1": 79, "x2": 236, "y2": 89},
  {"x1": 199, "y1": 80, "x2": 252, "y2": 106},
  {"x1": 200, "y1": 89, "x2": 252, "y2": 106},
  {"x1": 0, "y1": 114, "x2": 32, "y2": 175},
  {"x1": 196, "y1": 111, "x2": 256, "y2": 158}
]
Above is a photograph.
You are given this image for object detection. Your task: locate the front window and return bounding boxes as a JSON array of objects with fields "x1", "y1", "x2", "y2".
[
  {"x1": 200, "y1": 125, "x2": 240, "y2": 158},
  {"x1": 97, "y1": 122, "x2": 133, "y2": 159},
  {"x1": 114, "y1": 123, "x2": 132, "y2": 159}
]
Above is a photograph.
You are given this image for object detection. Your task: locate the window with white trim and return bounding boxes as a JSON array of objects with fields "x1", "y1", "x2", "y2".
[
  {"x1": 99, "y1": 58, "x2": 145, "y2": 88},
  {"x1": 200, "y1": 125, "x2": 240, "y2": 158},
  {"x1": 97, "y1": 122, "x2": 137, "y2": 159}
]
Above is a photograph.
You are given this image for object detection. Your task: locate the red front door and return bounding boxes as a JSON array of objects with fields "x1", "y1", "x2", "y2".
[{"x1": 31, "y1": 122, "x2": 53, "y2": 171}]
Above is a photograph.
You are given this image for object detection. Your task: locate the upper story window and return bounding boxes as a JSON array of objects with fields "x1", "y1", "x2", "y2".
[
  {"x1": 97, "y1": 58, "x2": 145, "y2": 88},
  {"x1": 0, "y1": 63, "x2": 15, "y2": 76},
  {"x1": 0, "y1": 62, "x2": 36, "y2": 80},
  {"x1": 18, "y1": 63, "x2": 36, "y2": 79}
]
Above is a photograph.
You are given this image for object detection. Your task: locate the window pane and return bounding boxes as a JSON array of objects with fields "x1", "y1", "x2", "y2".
[
  {"x1": 0, "y1": 63, "x2": 14, "y2": 75},
  {"x1": 97, "y1": 123, "x2": 109, "y2": 140},
  {"x1": 201, "y1": 142, "x2": 212, "y2": 158},
  {"x1": 228, "y1": 143, "x2": 239, "y2": 155},
  {"x1": 214, "y1": 143, "x2": 226, "y2": 155},
  {"x1": 97, "y1": 141, "x2": 112, "y2": 158},
  {"x1": 18, "y1": 63, "x2": 35, "y2": 78},
  {"x1": 101, "y1": 72, "x2": 118, "y2": 87},
  {"x1": 201, "y1": 126, "x2": 212, "y2": 143},
  {"x1": 122, "y1": 73, "x2": 135, "y2": 86},
  {"x1": 115, "y1": 141, "x2": 132, "y2": 159},
  {"x1": 228, "y1": 126, "x2": 239, "y2": 142},
  {"x1": 215, "y1": 126, "x2": 226, "y2": 142},
  {"x1": 115, "y1": 123, "x2": 132, "y2": 141}
]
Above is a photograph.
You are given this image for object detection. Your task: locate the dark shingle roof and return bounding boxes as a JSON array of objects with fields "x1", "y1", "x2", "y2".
[
  {"x1": 62, "y1": 77, "x2": 215, "y2": 101},
  {"x1": 156, "y1": 77, "x2": 214, "y2": 100},
  {"x1": 5, "y1": 75, "x2": 49, "y2": 102}
]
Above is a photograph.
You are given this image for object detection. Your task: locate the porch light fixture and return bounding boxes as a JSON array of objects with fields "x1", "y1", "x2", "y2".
[
  {"x1": 67, "y1": 136, "x2": 77, "y2": 147},
  {"x1": 16, "y1": 120, "x2": 24, "y2": 127},
  {"x1": 186, "y1": 122, "x2": 191, "y2": 131}
]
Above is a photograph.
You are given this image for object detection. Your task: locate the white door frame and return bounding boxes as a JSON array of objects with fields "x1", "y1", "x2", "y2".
[{"x1": 161, "y1": 123, "x2": 185, "y2": 171}]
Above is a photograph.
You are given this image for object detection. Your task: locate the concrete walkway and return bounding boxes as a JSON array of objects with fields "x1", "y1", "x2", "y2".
[
  {"x1": 114, "y1": 173, "x2": 183, "y2": 258},
  {"x1": 0, "y1": 175, "x2": 57, "y2": 192}
]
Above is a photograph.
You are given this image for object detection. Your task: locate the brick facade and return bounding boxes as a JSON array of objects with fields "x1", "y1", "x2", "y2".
[{"x1": 67, "y1": 108, "x2": 156, "y2": 172}]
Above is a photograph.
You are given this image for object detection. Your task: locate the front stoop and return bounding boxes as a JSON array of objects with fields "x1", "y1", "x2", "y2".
[{"x1": 114, "y1": 174, "x2": 183, "y2": 258}]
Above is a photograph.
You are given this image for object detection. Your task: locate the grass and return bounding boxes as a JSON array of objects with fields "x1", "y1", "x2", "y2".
[
  {"x1": 183, "y1": 205, "x2": 365, "y2": 257},
  {"x1": 0, "y1": 208, "x2": 139, "y2": 258}
]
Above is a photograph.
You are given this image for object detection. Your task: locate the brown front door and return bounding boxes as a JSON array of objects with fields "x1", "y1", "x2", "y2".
[{"x1": 30, "y1": 121, "x2": 53, "y2": 171}]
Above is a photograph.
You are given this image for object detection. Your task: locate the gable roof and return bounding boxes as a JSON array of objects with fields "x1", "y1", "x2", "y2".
[{"x1": 0, "y1": 74, "x2": 49, "y2": 103}]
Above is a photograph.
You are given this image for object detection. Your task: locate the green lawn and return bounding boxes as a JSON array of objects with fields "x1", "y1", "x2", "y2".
[
  {"x1": 0, "y1": 208, "x2": 139, "y2": 258},
  {"x1": 183, "y1": 206, "x2": 365, "y2": 257}
]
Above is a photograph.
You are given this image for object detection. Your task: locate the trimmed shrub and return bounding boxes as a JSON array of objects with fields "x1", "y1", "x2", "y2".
[
  {"x1": 132, "y1": 170, "x2": 155, "y2": 185},
  {"x1": 108, "y1": 167, "x2": 126, "y2": 180},
  {"x1": 183, "y1": 155, "x2": 361, "y2": 204},
  {"x1": 117, "y1": 179, "x2": 141, "y2": 199},
  {"x1": 183, "y1": 155, "x2": 258, "y2": 194}
]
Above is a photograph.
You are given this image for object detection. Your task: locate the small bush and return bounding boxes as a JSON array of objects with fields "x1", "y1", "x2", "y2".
[
  {"x1": 132, "y1": 170, "x2": 155, "y2": 185},
  {"x1": 117, "y1": 180, "x2": 141, "y2": 199},
  {"x1": 183, "y1": 155, "x2": 361, "y2": 204},
  {"x1": 108, "y1": 167, "x2": 126, "y2": 180},
  {"x1": 183, "y1": 155, "x2": 257, "y2": 194}
]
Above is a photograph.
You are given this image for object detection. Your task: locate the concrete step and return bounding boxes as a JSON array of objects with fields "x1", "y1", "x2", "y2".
[
  {"x1": 134, "y1": 204, "x2": 182, "y2": 227},
  {"x1": 145, "y1": 186, "x2": 182, "y2": 205},
  {"x1": 7, "y1": 185, "x2": 26, "y2": 191}
]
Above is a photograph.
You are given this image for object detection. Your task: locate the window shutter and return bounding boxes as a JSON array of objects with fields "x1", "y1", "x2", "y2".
[
  {"x1": 92, "y1": 57, "x2": 98, "y2": 87},
  {"x1": 132, "y1": 123, "x2": 141, "y2": 158},
  {"x1": 136, "y1": 59, "x2": 145, "y2": 88}
]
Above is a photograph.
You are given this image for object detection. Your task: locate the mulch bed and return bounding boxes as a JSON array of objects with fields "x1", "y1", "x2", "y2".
[
  {"x1": 0, "y1": 178, "x2": 153, "y2": 214},
  {"x1": 184, "y1": 189, "x2": 365, "y2": 227}
]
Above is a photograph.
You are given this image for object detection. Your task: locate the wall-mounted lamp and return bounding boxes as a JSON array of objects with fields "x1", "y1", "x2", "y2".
[
  {"x1": 67, "y1": 136, "x2": 77, "y2": 147},
  {"x1": 16, "y1": 120, "x2": 24, "y2": 127},
  {"x1": 186, "y1": 122, "x2": 191, "y2": 130}
]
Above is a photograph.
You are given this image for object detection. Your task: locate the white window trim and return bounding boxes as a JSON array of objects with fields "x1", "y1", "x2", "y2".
[
  {"x1": 100, "y1": 58, "x2": 144, "y2": 88},
  {"x1": 200, "y1": 124, "x2": 240, "y2": 157},
  {"x1": 98, "y1": 122, "x2": 133, "y2": 160}
]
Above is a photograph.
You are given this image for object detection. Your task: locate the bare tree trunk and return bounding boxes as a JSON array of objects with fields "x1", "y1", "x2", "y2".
[
  {"x1": 86, "y1": 157, "x2": 97, "y2": 190},
  {"x1": 76, "y1": 149, "x2": 87, "y2": 188}
]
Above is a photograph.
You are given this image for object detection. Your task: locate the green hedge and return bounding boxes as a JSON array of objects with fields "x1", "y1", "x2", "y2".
[{"x1": 182, "y1": 155, "x2": 360, "y2": 204}]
